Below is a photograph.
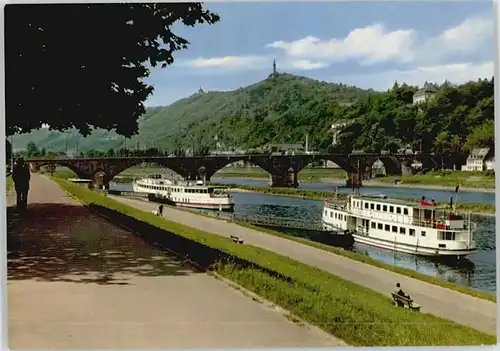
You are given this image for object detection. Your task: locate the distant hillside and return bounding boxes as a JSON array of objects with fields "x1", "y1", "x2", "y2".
[{"x1": 13, "y1": 73, "x2": 375, "y2": 152}]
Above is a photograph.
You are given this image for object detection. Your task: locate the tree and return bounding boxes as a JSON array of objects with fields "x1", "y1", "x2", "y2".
[
  {"x1": 5, "y1": 3, "x2": 220, "y2": 137},
  {"x1": 26, "y1": 141, "x2": 41, "y2": 157},
  {"x1": 464, "y1": 120, "x2": 494, "y2": 151}
]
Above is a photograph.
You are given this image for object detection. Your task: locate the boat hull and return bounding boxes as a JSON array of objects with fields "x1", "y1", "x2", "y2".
[
  {"x1": 323, "y1": 222, "x2": 475, "y2": 257},
  {"x1": 145, "y1": 192, "x2": 234, "y2": 212},
  {"x1": 175, "y1": 201, "x2": 235, "y2": 212}
]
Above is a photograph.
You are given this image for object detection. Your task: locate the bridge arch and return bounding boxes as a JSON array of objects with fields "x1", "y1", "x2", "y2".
[
  {"x1": 374, "y1": 156, "x2": 404, "y2": 176},
  {"x1": 210, "y1": 158, "x2": 272, "y2": 181},
  {"x1": 29, "y1": 161, "x2": 92, "y2": 180}
]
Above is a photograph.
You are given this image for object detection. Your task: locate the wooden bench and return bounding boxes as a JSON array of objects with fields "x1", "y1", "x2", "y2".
[
  {"x1": 230, "y1": 235, "x2": 244, "y2": 244},
  {"x1": 391, "y1": 293, "x2": 421, "y2": 312}
]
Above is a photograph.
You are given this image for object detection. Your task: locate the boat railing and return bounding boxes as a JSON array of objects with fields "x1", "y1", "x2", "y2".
[
  {"x1": 324, "y1": 200, "x2": 347, "y2": 211},
  {"x1": 343, "y1": 207, "x2": 475, "y2": 231}
]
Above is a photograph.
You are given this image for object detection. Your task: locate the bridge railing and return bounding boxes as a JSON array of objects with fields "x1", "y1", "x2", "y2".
[{"x1": 24, "y1": 152, "x2": 444, "y2": 162}]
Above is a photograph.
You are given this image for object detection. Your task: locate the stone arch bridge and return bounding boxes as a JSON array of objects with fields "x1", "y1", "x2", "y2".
[{"x1": 25, "y1": 153, "x2": 465, "y2": 188}]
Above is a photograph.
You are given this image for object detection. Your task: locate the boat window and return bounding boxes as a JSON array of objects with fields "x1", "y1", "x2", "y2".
[
  {"x1": 392, "y1": 226, "x2": 397, "y2": 233},
  {"x1": 396, "y1": 207, "x2": 401, "y2": 214},
  {"x1": 330, "y1": 211, "x2": 333, "y2": 218},
  {"x1": 385, "y1": 224, "x2": 390, "y2": 231},
  {"x1": 403, "y1": 208, "x2": 408, "y2": 215},
  {"x1": 324, "y1": 210, "x2": 327, "y2": 216},
  {"x1": 377, "y1": 223, "x2": 383, "y2": 230},
  {"x1": 399, "y1": 227, "x2": 406, "y2": 234},
  {"x1": 441, "y1": 231, "x2": 456, "y2": 240},
  {"x1": 371, "y1": 222, "x2": 376, "y2": 229},
  {"x1": 364, "y1": 202, "x2": 369, "y2": 209},
  {"x1": 389, "y1": 206, "x2": 394, "y2": 213},
  {"x1": 383, "y1": 205, "x2": 387, "y2": 211},
  {"x1": 370, "y1": 203, "x2": 375, "y2": 210},
  {"x1": 376, "y1": 204, "x2": 381, "y2": 211},
  {"x1": 335, "y1": 213, "x2": 338, "y2": 219},
  {"x1": 421, "y1": 231, "x2": 426, "y2": 237},
  {"x1": 409, "y1": 229, "x2": 415, "y2": 236}
]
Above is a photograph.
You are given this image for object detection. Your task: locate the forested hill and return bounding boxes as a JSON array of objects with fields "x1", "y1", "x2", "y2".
[
  {"x1": 13, "y1": 74, "x2": 494, "y2": 156},
  {"x1": 12, "y1": 73, "x2": 374, "y2": 152},
  {"x1": 334, "y1": 78, "x2": 494, "y2": 154}
]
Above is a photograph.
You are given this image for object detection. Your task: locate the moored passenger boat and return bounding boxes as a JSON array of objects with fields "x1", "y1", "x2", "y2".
[
  {"x1": 133, "y1": 174, "x2": 234, "y2": 211},
  {"x1": 322, "y1": 194, "x2": 477, "y2": 257}
]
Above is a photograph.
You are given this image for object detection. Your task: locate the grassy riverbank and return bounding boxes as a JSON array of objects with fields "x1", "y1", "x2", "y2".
[
  {"x1": 235, "y1": 222, "x2": 496, "y2": 302},
  {"x1": 54, "y1": 177, "x2": 495, "y2": 345},
  {"x1": 374, "y1": 170, "x2": 495, "y2": 189},
  {"x1": 225, "y1": 184, "x2": 496, "y2": 215}
]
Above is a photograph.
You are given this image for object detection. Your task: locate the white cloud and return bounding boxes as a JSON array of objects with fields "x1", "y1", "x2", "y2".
[
  {"x1": 417, "y1": 15, "x2": 493, "y2": 63},
  {"x1": 267, "y1": 24, "x2": 415, "y2": 65},
  {"x1": 334, "y1": 61, "x2": 494, "y2": 91},
  {"x1": 181, "y1": 55, "x2": 330, "y2": 72},
  {"x1": 280, "y1": 59, "x2": 329, "y2": 70},
  {"x1": 181, "y1": 55, "x2": 268, "y2": 71},
  {"x1": 178, "y1": 14, "x2": 493, "y2": 75},
  {"x1": 267, "y1": 14, "x2": 492, "y2": 67}
]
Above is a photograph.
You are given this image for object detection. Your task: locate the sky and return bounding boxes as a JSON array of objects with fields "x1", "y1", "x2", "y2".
[{"x1": 145, "y1": 1, "x2": 494, "y2": 107}]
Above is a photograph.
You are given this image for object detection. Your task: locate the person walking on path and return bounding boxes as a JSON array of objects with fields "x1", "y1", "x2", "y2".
[
  {"x1": 158, "y1": 204, "x2": 164, "y2": 216},
  {"x1": 12, "y1": 157, "x2": 31, "y2": 210}
]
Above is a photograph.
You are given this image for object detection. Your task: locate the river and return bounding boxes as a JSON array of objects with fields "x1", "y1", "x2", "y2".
[{"x1": 110, "y1": 177, "x2": 496, "y2": 294}]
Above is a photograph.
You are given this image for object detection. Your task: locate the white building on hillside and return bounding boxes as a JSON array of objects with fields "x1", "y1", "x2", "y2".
[
  {"x1": 413, "y1": 83, "x2": 438, "y2": 105},
  {"x1": 461, "y1": 148, "x2": 493, "y2": 172}
]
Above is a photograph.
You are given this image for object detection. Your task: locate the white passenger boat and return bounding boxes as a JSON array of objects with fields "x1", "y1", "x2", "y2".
[
  {"x1": 132, "y1": 174, "x2": 234, "y2": 212},
  {"x1": 322, "y1": 194, "x2": 477, "y2": 257}
]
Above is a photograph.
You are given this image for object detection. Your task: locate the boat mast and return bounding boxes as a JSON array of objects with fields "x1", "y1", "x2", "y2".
[
  {"x1": 468, "y1": 212, "x2": 472, "y2": 248},
  {"x1": 453, "y1": 183, "x2": 460, "y2": 213}
]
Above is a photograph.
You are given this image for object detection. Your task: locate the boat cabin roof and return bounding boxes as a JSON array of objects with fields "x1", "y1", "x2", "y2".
[{"x1": 349, "y1": 195, "x2": 448, "y2": 210}]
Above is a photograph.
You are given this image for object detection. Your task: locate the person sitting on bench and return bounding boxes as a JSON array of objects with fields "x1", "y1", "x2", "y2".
[{"x1": 394, "y1": 282, "x2": 410, "y2": 299}]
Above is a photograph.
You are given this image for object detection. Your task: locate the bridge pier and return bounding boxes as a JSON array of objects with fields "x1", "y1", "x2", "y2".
[
  {"x1": 269, "y1": 171, "x2": 298, "y2": 188},
  {"x1": 94, "y1": 172, "x2": 111, "y2": 190},
  {"x1": 345, "y1": 162, "x2": 374, "y2": 188},
  {"x1": 346, "y1": 172, "x2": 362, "y2": 188}
]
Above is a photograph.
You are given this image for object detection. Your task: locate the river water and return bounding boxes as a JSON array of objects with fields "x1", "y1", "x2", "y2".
[{"x1": 111, "y1": 177, "x2": 496, "y2": 294}]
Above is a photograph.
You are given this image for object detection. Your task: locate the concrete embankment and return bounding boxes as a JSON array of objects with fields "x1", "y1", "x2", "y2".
[
  {"x1": 7, "y1": 174, "x2": 343, "y2": 349},
  {"x1": 110, "y1": 195, "x2": 497, "y2": 336}
]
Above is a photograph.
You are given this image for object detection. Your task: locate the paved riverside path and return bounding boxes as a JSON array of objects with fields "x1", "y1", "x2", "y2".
[
  {"x1": 111, "y1": 195, "x2": 497, "y2": 336},
  {"x1": 7, "y1": 173, "x2": 343, "y2": 349}
]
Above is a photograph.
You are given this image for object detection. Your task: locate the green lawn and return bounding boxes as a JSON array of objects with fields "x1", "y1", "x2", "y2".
[
  {"x1": 53, "y1": 177, "x2": 496, "y2": 346},
  {"x1": 377, "y1": 170, "x2": 495, "y2": 189}
]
